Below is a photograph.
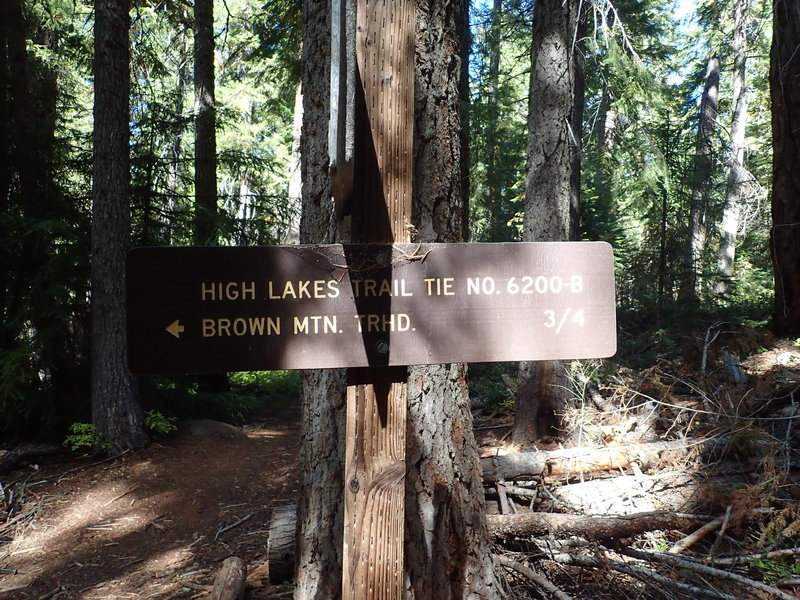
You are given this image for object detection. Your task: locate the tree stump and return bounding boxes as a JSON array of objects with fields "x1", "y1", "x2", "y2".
[{"x1": 268, "y1": 504, "x2": 297, "y2": 584}]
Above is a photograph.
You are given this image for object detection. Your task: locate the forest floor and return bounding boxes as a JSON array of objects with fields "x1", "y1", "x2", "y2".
[
  {"x1": 0, "y1": 410, "x2": 301, "y2": 600},
  {"x1": 2, "y1": 324, "x2": 800, "y2": 599}
]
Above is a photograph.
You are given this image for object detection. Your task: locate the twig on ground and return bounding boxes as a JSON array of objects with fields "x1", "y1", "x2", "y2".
[
  {"x1": 496, "y1": 555, "x2": 574, "y2": 600},
  {"x1": 55, "y1": 451, "x2": 130, "y2": 483},
  {"x1": 709, "y1": 505, "x2": 732, "y2": 556},
  {"x1": 214, "y1": 512, "x2": 254, "y2": 541},
  {"x1": 669, "y1": 511, "x2": 727, "y2": 554},
  {"x1": 706, "y1": 546, "x2": 800, "y2": 566},
  {"x1": 620, "y1": 546, "x2": 798, "y2": 600},
  {"x1": 551, "y1": 552, "x2": 741, "y2": 600}
]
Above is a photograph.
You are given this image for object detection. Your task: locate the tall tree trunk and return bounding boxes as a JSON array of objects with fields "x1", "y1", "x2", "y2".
[
  {"x1": 0, "y1": 2, "x2": 10, "y2": 347},
  {"x1": 715, "y1": 0, "x2": 749, "y2": 297},
  {"x1": 92, "y1": 0, "x2": 147, "y2": 454},
  {"x1": 406, "y1": 2, "x2": 500, "y2": 597},
  {"x1": 286, "y1": 83, "x2": 303, "y2": 244},
  {"x1": 771, "y1": 0, "x2": 800, "y2": 334},
  {"x1": 681, "y1": 56, "x2": 720, "y2": 301},
  {"x1": 514, "y1": 0, "x2": 583, "y2": 447},
  {"x1": 482, "y1": 0, "x2": 504, "y2": 240},
  {"x1": 295, "y1": 2, "x2": 345, "y2": 598},
  {"x1": 194, "y1": 0, "x2": 216, "y2": 245},
  {"x1": 193, "y1": 0, "x2": 228, "y2": 393},
  {"x1": 591, "y1": 88, "x2": 618, "y2": 243}
]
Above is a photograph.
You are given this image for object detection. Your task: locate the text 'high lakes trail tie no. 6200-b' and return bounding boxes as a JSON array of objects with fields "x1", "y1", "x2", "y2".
[{"x1": 126, "y1": 241, "x2": 617, "y2": 375}]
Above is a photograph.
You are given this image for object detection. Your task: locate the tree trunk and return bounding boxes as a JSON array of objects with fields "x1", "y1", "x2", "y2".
[
  {"x1": 715, "y1": 0, "x2": 749, "y2": 297},
  {"x1": 91, "y1": 0, "x2": 147, "y2": 454},
  {"x1": 514, "y1": 0, "x2": 583, "y2": 446},
  {"x1": 488, "y1": 511, "x2": 702, "y2": 542},
  {"x1": 404, "y1": 3, "x2": 501, "y2": 597},
  {"x1": 681, "y1": 56, "x2": 720, "y2": 301},
  {"x1": 294, "y1": 2, "x2": 345, "y2": 598},
  {"x1": 285, "y1": 83, "x2": 303, "y2": 244},
  {"x1": 482, "y1": 0, "x2": 505, "y2": 241},
  {"x1": 193, "y1": 0, "x2": 228, "y2": 393},
  {"x1": 194, "y1": 0, "x2": 216, "y2": 245},
  {"x1": 771, "y1": 0, "x2": 800, "y2": 334}
]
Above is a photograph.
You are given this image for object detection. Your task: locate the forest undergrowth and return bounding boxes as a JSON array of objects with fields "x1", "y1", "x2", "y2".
[{"x1": 476, "y1": 315, "x2": 800, "y2": 599}]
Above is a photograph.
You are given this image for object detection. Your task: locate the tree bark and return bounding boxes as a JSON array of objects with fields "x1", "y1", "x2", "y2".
[
  {"x1": 488, "y1": 510, "x2": 702, "y2": 542},
  {"x1": 404, "y1": 3, "x2": 501, "y2": 598},
  {"x1": 715, "y1": 0, "x2": 749, "y2": 297},
  {"x1": 209, "y1": 557, "x2": 246, "y2": 600},
  {"x1": 296, "y1": 1, "x2": 501, "y2": 598},
  {"x1": 294, "y1": 2, "x2": 345, "y2": 598},
  {"x1": 91, "y1": 0, "x2": 147, "y2": 454},
  {"x1": 770, "y1": 0, "x2": 800, "y2": 335},
  {"x1": 681, "y1": 56, "x2": 720, "y2": 301},
  {"x1": 515, "y1": 0, "x2": 583, "y2": 446},
  {"x1": 194, "y1": 0, "x2": 216, "y2": 245}
]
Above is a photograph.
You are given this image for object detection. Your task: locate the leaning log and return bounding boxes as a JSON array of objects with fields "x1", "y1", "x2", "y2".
[
  {"x1": 210, "y1": 556, "x2": 246, "y2": 600},
  {"x1": 487, "y1": 510, "x2": 703, "y2": 542},
  {"x1": 482, "y1": 437, "x2": 730, "y2": 483}
]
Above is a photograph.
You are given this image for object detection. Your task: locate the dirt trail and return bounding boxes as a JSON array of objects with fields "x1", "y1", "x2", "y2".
[{"x1": 0, "y1": 416, "x2": 300, "y2": 599}]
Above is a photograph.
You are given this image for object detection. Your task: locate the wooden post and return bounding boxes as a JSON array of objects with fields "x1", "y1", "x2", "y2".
[{"x1": 341, "y1": 0, "x2": 414, "y2": 598}]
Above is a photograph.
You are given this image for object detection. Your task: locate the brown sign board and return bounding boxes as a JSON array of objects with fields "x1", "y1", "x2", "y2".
[{"x1": 126, "y1": 242, "x2": 616, "y2": 374}]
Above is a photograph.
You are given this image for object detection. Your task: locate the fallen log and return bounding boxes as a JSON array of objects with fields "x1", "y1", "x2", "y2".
[
  {"x1": 548, "y1": 470, "x2": 749, "y2": 515},
  {"x1": 210, "y1": 556, "x2": 246, "y2": 600},
  {"x1": 0, "y1": 444, "x2": 63, "y2": 474},
  {"x1": 481, "y1": 436, "x2": 730, "y2": 483},
  {"x1": 268, "y1": 504, "x2": 297, "y2": 584},
  {"x1": 487, "y1": 510, "x2": 703, "y2": 542}
]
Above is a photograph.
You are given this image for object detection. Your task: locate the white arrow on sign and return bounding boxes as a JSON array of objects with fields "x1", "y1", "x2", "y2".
[{"x1": 166, "y1": 319, "x2": 185, "y2": 339}]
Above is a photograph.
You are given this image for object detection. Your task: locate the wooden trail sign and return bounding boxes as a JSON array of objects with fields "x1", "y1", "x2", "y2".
[{"x1": 126, "y1": 242, "x2": 616, "y2": 375}]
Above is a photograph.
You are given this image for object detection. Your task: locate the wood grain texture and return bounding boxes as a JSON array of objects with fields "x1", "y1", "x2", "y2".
[
  {"x1": 343, "y1": 0, "x2": 414, "y2": 598},
  {"x1": 343, "y1": 370, "x2": 407, "y2": 599}
]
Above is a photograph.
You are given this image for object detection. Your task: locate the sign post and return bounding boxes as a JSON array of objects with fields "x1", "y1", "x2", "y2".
[{"x1": 338, "y1": 0, "x2": 414, "y2": 596}]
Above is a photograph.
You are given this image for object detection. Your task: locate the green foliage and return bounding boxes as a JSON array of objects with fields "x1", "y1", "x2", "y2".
[
  {"x1": 0, "y1": 0, "x2": 783, "y2": 444},
  {"x1": 144, "y1": 410, "x2": 178, "y2": 435},
  {"x1": 469, "y1": 362, "x2": 517, "y2": 413},
  {"x1": 468, "y1": 1, "x2": 530, "y2": 242},
  {"x1": 142, "y1": 370, "x2": 301, "y2": 425},
  {"x1": 63, "y1": 423, "x2": 106, "y2": 452},
  {"x1": 750, "y1": 558, "x2": 800, "y2": 585}
]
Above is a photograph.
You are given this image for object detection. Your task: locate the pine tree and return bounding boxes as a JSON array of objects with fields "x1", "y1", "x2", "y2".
[{"x1": 91, "y1": 0, "x2": 147, "y2": 453}]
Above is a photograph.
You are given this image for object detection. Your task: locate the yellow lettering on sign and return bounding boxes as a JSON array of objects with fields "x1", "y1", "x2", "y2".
[
  {"x1": 350, "y1": 278, "x2": 413, "y2": 297},
  {"x1": 267, "y1": 280, "x2": 340, "y2": 300},
  {"x1": 423, "y1": 277, "x2": 454, "y2": 296},
  {"x1": 201, "y1": 281, "x2": 256, "y2": 301},
  {"x1": 201, "y1": 317, "x2": 280, "y2": 337},
  {"x1": 353, "y1": 313, "x2": 412, "y2": 333},
  {"x1": 293, "y1": 315, "x2": 338, "y2": 335}
]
